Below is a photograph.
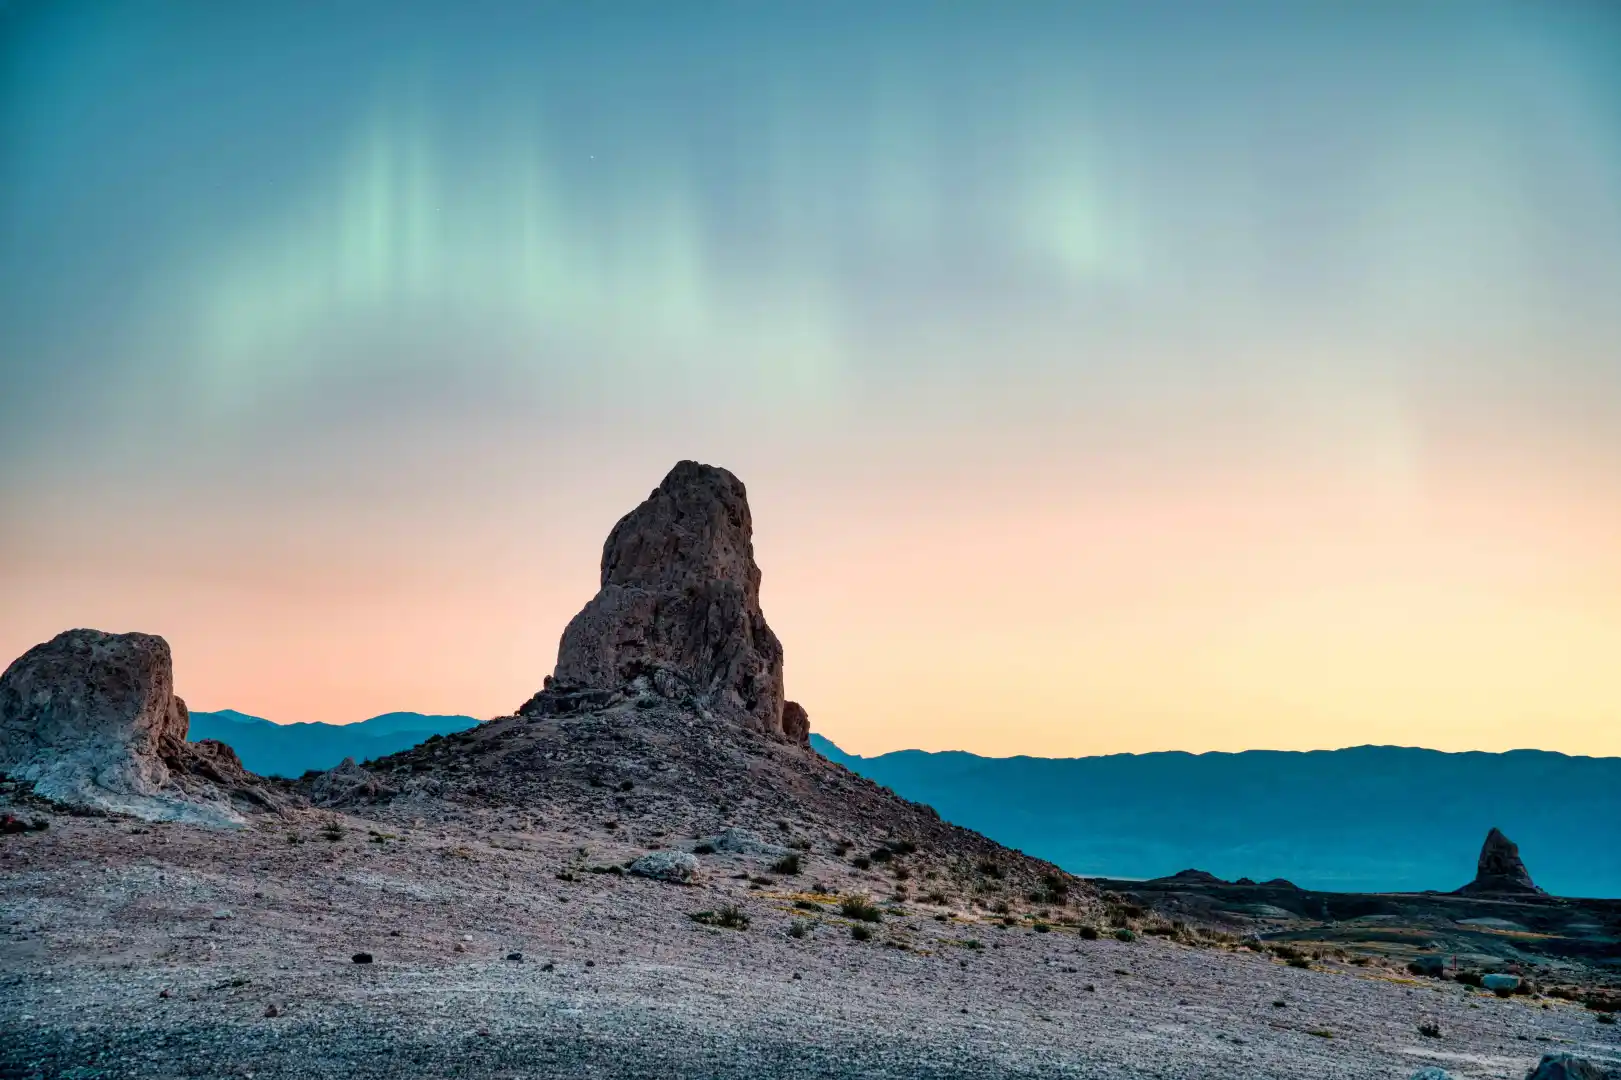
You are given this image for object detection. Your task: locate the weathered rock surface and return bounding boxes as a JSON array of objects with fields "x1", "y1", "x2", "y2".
[
  {"x1": 539, "y1": 461, "x2": 792, "y2": 739},
  {"x1": 781, "y1": 700, "x2": 810, "y2": 745},
  {"x1": 1456, "y1": 827, "x2": 1545, "y2": 896},
  {"x1": 0, "y1": 629, "x2": 274, "y2": 825},
  {"x1": 627, "y1": 850, "x2": 699, "y2": 883},
  {"x1": 1526, "y1": 1053, "x2": 1620, "y2": 1080},
  {"x1": 701, "y1": 826, "x2": 791, "y2": 857}
]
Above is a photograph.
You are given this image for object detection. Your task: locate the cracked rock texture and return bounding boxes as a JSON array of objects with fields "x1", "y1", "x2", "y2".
[
  {"x1": 549, "y1": 461, "x2": 792, "y2": 739},
  {"x1": 0, "y1": 629, "x2": 273, "y2": 826}
]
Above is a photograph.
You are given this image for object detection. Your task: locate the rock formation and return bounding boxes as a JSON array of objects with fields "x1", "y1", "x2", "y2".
[
  {"x1": 0, "y1": 629, "x2": 275, "y2": 825},
  {"x1": 530, "y1": 460, "x2": 803, "y2": 741},
  {"x1": 1455, "y1": 827, "x2": 1545, "y2": 897}
]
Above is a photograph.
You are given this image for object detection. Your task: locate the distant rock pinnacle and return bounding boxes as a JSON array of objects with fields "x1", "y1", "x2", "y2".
[
  {"x1": 532, "y1": 460, "x2": 808, "y2": 742},
  {"x1": 1454, "y1": 827, "x2": 1545, "y2": 897}
]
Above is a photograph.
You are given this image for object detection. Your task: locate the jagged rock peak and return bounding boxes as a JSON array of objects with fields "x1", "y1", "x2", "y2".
[
  {"x1": 531, "y1": 460, "x2": 806, "y2": 741},
  {"x1": 0, "y1": 629, "x2": 275, "y2": 825},
  {"x1": 1455, "y1": 827, "x2": 1544, "y2": 896}
]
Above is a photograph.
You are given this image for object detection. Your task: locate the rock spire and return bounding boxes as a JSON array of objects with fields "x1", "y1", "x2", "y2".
[
  {"x1": 532, "y1": 460, "x2": 808, "y2": 742},
  {"x1": 1454, "y1": 827, "x2": 1545, "y2": 896}
]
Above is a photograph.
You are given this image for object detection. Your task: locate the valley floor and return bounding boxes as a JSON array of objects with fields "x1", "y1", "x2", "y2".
[{"x1": 3, "y1": 810, "x2": 1618, "y2": 1080}]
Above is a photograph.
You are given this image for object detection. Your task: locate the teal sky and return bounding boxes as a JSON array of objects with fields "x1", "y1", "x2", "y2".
[{"x1": 3, "y1": 2, "x2": 1620, "y2": 756}]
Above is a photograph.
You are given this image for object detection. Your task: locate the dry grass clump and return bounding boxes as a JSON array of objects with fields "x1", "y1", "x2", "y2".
[
  {"x1": 838, "y1": 893, "x2": 884, "y2": 923},
  {"x1": 690, "y1": 904, "x2": 750, "y2": 930}
]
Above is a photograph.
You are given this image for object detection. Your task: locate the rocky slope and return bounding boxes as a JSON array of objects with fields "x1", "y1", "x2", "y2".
[{"x1": 320, "y1": 460, "x2": 1089, "y2": 906}]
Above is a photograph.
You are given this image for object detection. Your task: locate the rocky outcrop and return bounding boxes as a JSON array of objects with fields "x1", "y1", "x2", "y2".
[
  {"x1": 781, "y1": 701, "x2": 810, "y2": 745},
  {"x1": 0, "y1": 629, "x2": 275, "y2": 825},
  {"x1": 306, "y1": 757, "x2": 395, "y2": 807},
  {"x1": 533, "y1": 461, "x2": 797, "y2": 739},
  {"x1": 1456, "y1": 827, "x2": 1545, "y2": 897}
]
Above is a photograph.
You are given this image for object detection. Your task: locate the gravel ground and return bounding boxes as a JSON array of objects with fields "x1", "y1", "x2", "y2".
[{"x1": 4, "y1": 813, "x2": 1619, "y2": 1079}]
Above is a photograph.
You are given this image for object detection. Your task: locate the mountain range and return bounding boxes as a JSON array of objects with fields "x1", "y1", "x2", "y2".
[
  {"x1": 185, "y1": 710, "x2": 1620, "y2": 897},
  {"x1": 811, "y1": 736, "x2": 1621, "y2": 898},
  {"x1": 187, "y1": 709, "x2": 479, "y2": 779}
]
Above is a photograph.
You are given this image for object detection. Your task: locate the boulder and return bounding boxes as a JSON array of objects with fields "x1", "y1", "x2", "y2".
[
  {"x1": 1456, "y1": 828, "x2": 1545, "y2": 896},
  {"x1": 1483, "y1": 974, "x2": 1521, "y2": 993},
  {"x1": 1525, "y1": 1054, "x2": 1620, "y2": 1080},
  {"x1": 536, "y1": 461, "x2": 794, "y2": 739},
  {"x1": 701, "y1": 826, "x2": 791, "y2": 857},
  {"x1": 0, "y1": 629, "x2": 269, "y2": 825},
  {"x1": 1410, "y1": 1069, "x2": 1457, "y2": 1080},
  {"x1": 627, "y1": 850, "x2": 699, "y2": 884}
]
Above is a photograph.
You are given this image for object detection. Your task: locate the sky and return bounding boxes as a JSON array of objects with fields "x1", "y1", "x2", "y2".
[{"x1": 3, "y1": 1, "x2": 1620, "y2": 758}]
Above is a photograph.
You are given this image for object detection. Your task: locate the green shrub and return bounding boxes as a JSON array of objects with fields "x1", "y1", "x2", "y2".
[
  {"x1": 851, "y1": 923, "x2": 873, "y2": 942},
  {"x1": 787, "y1": 919, "x2": 810, "y2": 939},
  {"x1": 924, "y1": 890, "x2": 949, "y2": 905},
  {"x1": 1079, "y1": 925, "x2": 1100, "y2": 940},
  {"x1": 838, "y1": 893, "x2": 883, "y2": 922},
  {"x1": 793, "y1": 899, "x2": 821, "y2": 911},
  {"x1": 692, "y1": 843, "x2": 715, "y2": 855},
  {"x1": 851, "y1": 856, "x2": 872, "y2": 870},
  {"x1": 689, "y1": 904, "x2": 750, "y2": 930},
  {"x1": 1114, "y1": 928, "x2": 1137, "y2": 942},
  {"x1": 772, "y1": 853, "x2": 802, "y2": 875}
]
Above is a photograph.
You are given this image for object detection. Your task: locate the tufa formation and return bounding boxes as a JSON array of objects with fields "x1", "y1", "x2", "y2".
[
  {"x1": 0, "y1": 629, "x2": 277, "y2": 825},
  {"x1": 1455, "y1": 827, "x2": 1545, "y2": 897},
  {"x1": 526, "y1": 460, "x2": 810, "y2": 744}
]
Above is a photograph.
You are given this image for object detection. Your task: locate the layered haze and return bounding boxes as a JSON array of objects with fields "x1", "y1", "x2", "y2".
[{"x1": 3, "y1": 2, "x2": 1620, "y2": 757}]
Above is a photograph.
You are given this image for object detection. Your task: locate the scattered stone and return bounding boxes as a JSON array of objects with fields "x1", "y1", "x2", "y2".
[
  {"x1": 263, "y1": 1003, "x2": 280, "y2": 1018},
  {"x1": 506, "y1": 952, "x2": 523, "y2": 962},
  {"x1": 1410, "y1": 1069, "x2": 1455, "y2": 1080},
  {"x1": 585, "y1": 960, "x2": 595, "y2": 967},
  {"x1": 212, "y1": 910, "x2": 232, "y2": 920},
  {"x1": 158, "y1": 989, "x2": 170, "y2": 999},
  {"x1": 541, "y1": 962, "x2": 555, "y2": 972},
  {"x1": 1456, "y1": 828, "x2": 1544, "y2": 896},
  {"x1": 628, "y1": 850, "x2": 699, "y2": 883},
  {"x1": 351, "y1": 953, "x2": 373, "y2": 964},
  {"x1": 0, "y1": 813, "x2": 48, "y2": 834},
  {"x1": 453, "y1": 943, "x2": 467, "y2": 953}
]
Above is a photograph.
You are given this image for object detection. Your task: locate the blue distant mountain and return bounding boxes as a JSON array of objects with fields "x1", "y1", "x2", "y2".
[
  {"x1": 188, "y1": 709, "x2": 480, "y2": 778},
  {"x1": 811, "y1": 736, "x2": 1621, "y2": 898}
]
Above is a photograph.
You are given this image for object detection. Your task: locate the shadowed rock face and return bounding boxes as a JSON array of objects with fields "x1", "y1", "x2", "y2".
[
  {"x1": 1456, "y1": 827, "x2": 1545, "y2": 896},
  {"x1": 0, "y1": 629, "x2": 272, "y2": 825},
  {"x1": 542, "y1": 461, "x2": 800, "y2": 740}
]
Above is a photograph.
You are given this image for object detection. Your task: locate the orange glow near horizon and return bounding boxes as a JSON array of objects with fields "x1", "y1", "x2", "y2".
[{"x1": 4, "y1": 414, "x2": 1618, "y2": 760}]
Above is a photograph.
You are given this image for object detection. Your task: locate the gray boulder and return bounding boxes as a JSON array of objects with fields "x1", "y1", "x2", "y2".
[
  {"x1": 1410, "y1": 1069, "x2": 1456, "y2": 1080},
  {"x1": 1526, "y1": 1054, "x2": 1621, "y2": 1080},
  {"x1": 0, "y1": 629, "x2": 268, "y2": 826},
  {"x1": 702, "y1": 826, "x2": 791, "y2": 857},
  {"x1": 628, "y1": 850, "x2": 699, "y2": 883}
]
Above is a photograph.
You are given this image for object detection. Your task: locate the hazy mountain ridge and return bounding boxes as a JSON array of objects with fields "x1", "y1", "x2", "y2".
[
  {"x1": 187, "y1": 710, "x2": 480, "y2": 778},
  {"x1": 812, "y1": 736, "x2": 1621, "y2": 897}
]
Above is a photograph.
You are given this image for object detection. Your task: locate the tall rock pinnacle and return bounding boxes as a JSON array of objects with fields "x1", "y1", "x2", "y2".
[
  {"x1": 543, "y1": 461, "x2": 805, "y2": 741},
  {"x1": 1454, "y1": 827, "x2": 1545, "y2": 896}
]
